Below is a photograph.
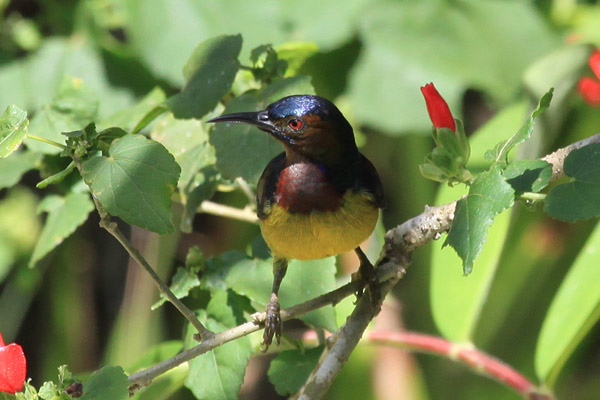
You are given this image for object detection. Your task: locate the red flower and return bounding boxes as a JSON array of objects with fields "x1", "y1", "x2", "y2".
[
  {"x1": 0, "y1": 332, "x2": 26, "y2": 394},
  {"x1": 420, "y1": 83, "x2": 456, "y2": 132},
  {"x1": 578, "y1": 50, "x2": 600, "y2": 106}
]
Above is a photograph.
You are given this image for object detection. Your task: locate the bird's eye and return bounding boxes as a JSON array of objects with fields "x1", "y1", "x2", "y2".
[{"x1": 287, "y1": 118, "x2": 304, "y2": 131}]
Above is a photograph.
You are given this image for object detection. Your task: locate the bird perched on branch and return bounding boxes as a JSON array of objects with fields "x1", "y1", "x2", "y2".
[{"x1": 209, "y1": 95, "x2": 384, "y2": 350}]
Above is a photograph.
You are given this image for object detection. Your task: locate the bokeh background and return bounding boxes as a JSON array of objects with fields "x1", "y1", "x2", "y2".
[{"x1": 1, "y1": 0, "x2": 600, "y2": 399}]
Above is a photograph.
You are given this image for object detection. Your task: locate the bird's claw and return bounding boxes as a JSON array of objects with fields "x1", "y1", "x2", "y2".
[
  {"x1": 352, "y1": 258, "x2": 381, "y2": 307},
  {"x1": 261, "y1": 293, "x2": 281, "y2": 352}
]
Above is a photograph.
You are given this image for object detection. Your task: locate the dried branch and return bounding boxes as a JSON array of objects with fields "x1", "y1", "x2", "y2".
[
  {"x1": 292, "y1": 133, "x2": 600, "y2": 399},
  {"x1": 128, "y1": 133, "x2": 600, "y2": 396},
  {"x1": 198, "y1": 200, "x2": 258, "y2": 224}
]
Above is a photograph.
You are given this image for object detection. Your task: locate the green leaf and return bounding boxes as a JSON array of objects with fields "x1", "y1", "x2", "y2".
[
  {"x1": 276, "y1": 42, "x2": 319, "y2": 76},
  {"x1": 0, "y1": 37, "x2": 135, "y2": 120},
  {"x1": 29, "y1": 192, "x2": 94, "y2": 267},
  {"x1": 36, "y1": 161, "x2": 76, "y2": 189},
  {"x1": 267, "y1": 346, "x2": 323, "y2": 395},
  {"x1": 150, "y1": 114, "x2": 219, "y2": 232},
  {"x1": 225, "y1": 255, "x2": 337, "y2": 332},
  {"x1": 349, "y1": 0, "x2": 558, "y2": 133},
  {"x1": 58, "y1": 365, "x2": 74, "y2": 385},
  {"x1": 210, "y1": 76, "x2": 314, "y2": 184},
  {"x1": 503, "y1": 159, "x2": 553, "y2": 193},
  {"x1": 80, "y1": 366, "x2": 129, "y2": 400},
  {"x1": 431, "y1": 183, "x2": 512, "y2": 342},
  {"x1": 261, "y1": 76, "x2": 314, "y2": 104},
  {"x1": 0, "y1": 150, "x2": 39, "y2": 189},
  {"x1": 152, "y1": 266, "x2": 201, "y2": 310},
  {"x1": 99, "y1": 87, "x2": 166, "y2": 133},
  {"x1": 185, "y1": 290, "x2": 252, "y2": 400},
  {"x1": 0, "y1": 105, "x2": 29, "y2": 158},
  {"x1": 544, "y1": 143, "x2": 600, "y2": 222},
  {"x1": 201, "y1": 252, "x2": 248, "y2": 292},
  {"x1": 465, "y1": 101, "x2": 529, "y2": 172},
  {"x1": 128, "y1": 340, "x2": 183, "y2": 372},
  {"x1": 524, "y1": 45, "x2": 590, "y2": 136},
  {"x1": 81, "y1": 134, "x2": 181, "y2": 234},
  {"x1": 167, "y1": 35, "x2": 242, "y2": 119},
  {"x1": 122, "y1": 0, "x2": 366, "y2": 85},
  {"x1": 150, "y1": 114, "x2": 214, "y2": 190},
  {"x1": 38, "y1": 381, "x2": 58, "y2": 399},
  {"x1": 27, "y1": 76, "x2": 98, "y2": 154},
  {"x1": 179, "y1": 164, "x2": 220, "y2": 233},
  {"x1": 485, "y1": 89, "x2": 553, "y2": 165},
  {"x1": 535, "y1": 221, "x2": 600, "y2": 386},
  {"x1": 445, "y1": 166, "x2": 514, "y2": 274}
]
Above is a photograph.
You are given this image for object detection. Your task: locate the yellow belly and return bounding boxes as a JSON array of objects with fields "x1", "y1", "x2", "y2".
[{"x1": 260, "y1": 190, "x2": 379, "y2": 260}]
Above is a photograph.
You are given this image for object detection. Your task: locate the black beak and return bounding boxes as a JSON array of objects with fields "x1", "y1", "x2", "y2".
[{"x1": 208, "y1": 111, "x2": 276, "y2": 134}]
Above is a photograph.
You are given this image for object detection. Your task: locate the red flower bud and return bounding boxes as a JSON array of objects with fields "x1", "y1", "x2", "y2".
[
  {"x1": 578, "y1": 50, "x2": 600, "y2": 107},
  {"x1": 420, "y1": 83, "x2": 456, "y2": 132},
  {"x1": 578, "y1": 77, "x2": 600, "y2": 106},
  {"x1": 0, "y1": 332, "x2": 26, "y2": 394}
]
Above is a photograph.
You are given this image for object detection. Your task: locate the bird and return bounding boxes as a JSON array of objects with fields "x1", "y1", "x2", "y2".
[{"x1": 208, "y1": 94, "x2": 384, "y2": 350}]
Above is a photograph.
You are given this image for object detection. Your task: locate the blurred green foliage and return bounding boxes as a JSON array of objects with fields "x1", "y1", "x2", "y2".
[{"x1": 1, "y1": 0, "x2": 600, "y2": 399}]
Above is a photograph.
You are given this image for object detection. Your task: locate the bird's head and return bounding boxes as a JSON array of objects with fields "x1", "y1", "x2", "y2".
[{"x1": 209, "y1": 95, "x2": 358, "y2": 165}]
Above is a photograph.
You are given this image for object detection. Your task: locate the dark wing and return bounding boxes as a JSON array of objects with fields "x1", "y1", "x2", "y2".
[
  {"x1": 356, "y1": 153, "x2": 385, "y2": 208},
  {"x1": 256, "y1": 152, "x2": 286, "y2": 219}
]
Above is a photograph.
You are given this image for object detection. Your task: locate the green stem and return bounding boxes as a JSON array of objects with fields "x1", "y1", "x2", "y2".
[
  {"x1": 27, "y1": 134, "x2": 67, "y2": 150},
  {"x1": 131, "y1": 104, "x2": 169, "y2": 135}
]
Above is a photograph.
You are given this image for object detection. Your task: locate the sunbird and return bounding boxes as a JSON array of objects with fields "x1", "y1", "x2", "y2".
[{"x1": 209, "y1": 95, "x2": 384, "y2": 349}]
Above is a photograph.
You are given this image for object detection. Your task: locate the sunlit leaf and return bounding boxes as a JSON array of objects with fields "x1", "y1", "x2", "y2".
[
  {"x1": 0, "y1": 151, "x2": 39, "y2": 188},
  {"x1": 99, "y1": 87, "x2": 167, "y2": 133},
  {"x1": 151, "y1": 115, "x2": 219, "y2": 232},
  {"x1": 27, "y1": 76, "x2": 98, "y2": 154},
  {"x1": 167, "y1": 35, "x2": 242, "y2": 119},
  {"x1": 29, "y1": 192, "x2": 94, "y2": 267},
  {"x1": 535, "y1": 221, "x2": 600, "y2": 386},
  {"x1": 0, "y1": 105, "x2": 29, "y2": 158},
  {"x1": 349, "y1": 0, "x2": 558, "y2": 133}
]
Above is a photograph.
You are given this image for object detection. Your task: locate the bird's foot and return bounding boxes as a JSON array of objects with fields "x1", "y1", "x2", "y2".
[
  {"x1": 352, "y1": 255, "x2": 381, "y2": 308},
  {"x1": 261, "y1": 293, "x2": 282, "y2": 352}
]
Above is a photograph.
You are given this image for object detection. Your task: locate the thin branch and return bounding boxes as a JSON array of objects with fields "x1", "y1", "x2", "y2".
[
  {"x1": 128, "y1": 275, "x2": 364, "y2": 390},
  {"x1": 128, "y1": 260, "x2": 406, "y2": 391},
  {"x1": 128, "y1": 133, "x2": 600, "y2": 396},
  {"x1": 235, "y1": 177, "x2": 257, "y2": 205},
  {"x1": 90, "y1": 195, "x2": 212, "y2": 339},
  {"x1": 26, "y1": 134, "x2": 67, "y2": 150},
  {"x1": 368, "y1": 331, "x2": 554, "y2": 400},
  {"x1": 292, "y1": 202, "x2": 456, "y2": 400},
  {"x1": 198, "y1": 200, "x2": 258, "y2": 224},
  {"x1": 542, "y1": 132, "x2": 600, "y2": 180}
]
